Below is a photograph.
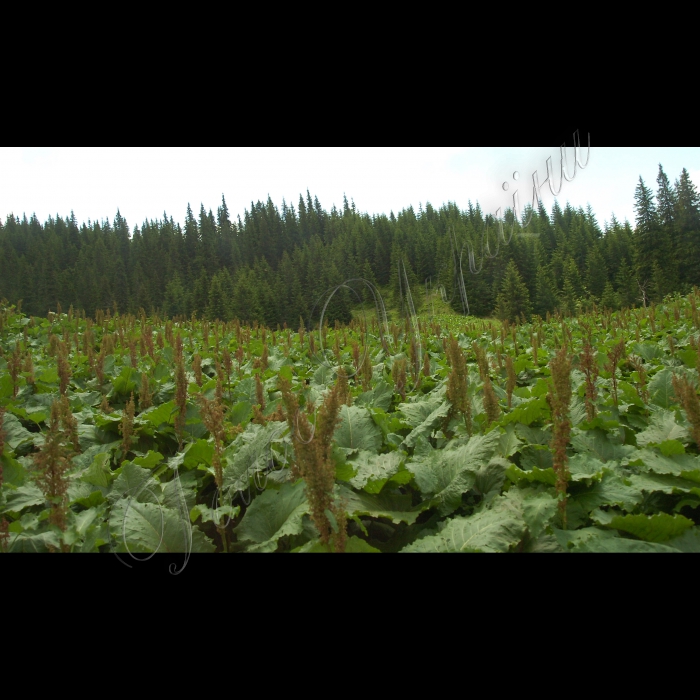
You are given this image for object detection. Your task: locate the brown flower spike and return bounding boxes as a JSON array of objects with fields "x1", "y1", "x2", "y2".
[
  {"x1": 548, "y1": 346, "x2": 572, "y2": 528},
  {"x1": 279, "y1": 374, "x2": 347, "y2": 552}
]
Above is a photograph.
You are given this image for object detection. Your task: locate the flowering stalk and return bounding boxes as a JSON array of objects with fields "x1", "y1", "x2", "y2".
[
  {"x1": 605, "y1": 339, "x2": 626, "y2": 406},
  {"x1": 547, "y1": 346, "x2": 572, "y2": 528},
  {"x1": 33, "y1": 401, "x2": 74, "y2": 546},
  {"x1": 580, "y1": 342, "x2": 599, "y2": 421},
  {"x1": 0, "y1": 408, "x2": 8, "y2": 552},
  {"x1": 119, "y1": 392, "x2": 136, "y2": 459},
  {"x1": 174, "y1": 334, "x2": 187, "y2": 449},
  {"x1": 505, "y1": 355, "x2": 516, "y2": 410},
  {"x1": 445, "y1": 334, "x2": 471, "y2": 436},
  {"x1": 279, "y1": 374, "x2": 347, "y2": 552},
  {"x1": 198, "y1": 392, "x2": 228, "y2": 552},
  {"x1": 672, "y1": 374, "x2": 700, "y2": 448}
]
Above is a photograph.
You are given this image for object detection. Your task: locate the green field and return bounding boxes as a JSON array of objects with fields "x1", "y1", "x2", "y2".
[{"x1": 2, "y1": 291, "x2": 700, "y2": 554}]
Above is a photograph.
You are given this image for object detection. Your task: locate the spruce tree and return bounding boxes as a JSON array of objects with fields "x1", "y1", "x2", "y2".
[
  {"x1": 585, "y1": 246, "x2": 608, "y2": 299},
  {"x1": 633, "y1": 176, "x2": 659, "y2": 288},
  {"x1": 207, "y1": 272, "x2": 227, "y2": 321},
  {"x1": 600, "y1": 281, "x2": 618, "y2": 311},
  {"x1": 495, "y1": 260, "x2": 532, "y2": 323},
  {"x1": 675, "y1": 168, "x2": 700, "y2": 288},
  {"x1": 534, "y1": 265, "x2": 558, "y2": 318},
  {"x1": 616, "y1": 260, "x2": 636, "y2": 309}
]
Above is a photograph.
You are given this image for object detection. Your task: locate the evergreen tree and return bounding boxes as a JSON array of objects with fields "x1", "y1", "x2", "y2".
[
  {"x1": 534, "y1": 265, "x2": 558, "y2": 318},
  {"x1": 615, "y1": 260, "x2": 636, "y2": 309},
  {"x1": 192, "y1": 268, "x2": 209, "y2": 316},
  {"x1": 674, "y1": 168, "x2": 700, "y2": 288},
  {"x1": 585, "y1": 246, "x2": 608, "y2": 299},
  {"x1": 633, "y1": 176, "x2": 659, "y2": 288},
  {"x1": 495, "y1": 260, "x2": 532, "y2": 323},
  {"x1": 207, "y1": 272, "x2": 227, "y2": 321},
  {"x1": 600, "y1": 281, "x2": 618, "y2": 311},
  {"x1": 163, "y1": 272, "x2": 187, "y2": 318}
]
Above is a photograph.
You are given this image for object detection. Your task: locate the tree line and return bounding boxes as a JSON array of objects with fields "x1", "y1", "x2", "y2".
[{"x1": 1, "y1": 165, "x2": 698, "y2": 326}]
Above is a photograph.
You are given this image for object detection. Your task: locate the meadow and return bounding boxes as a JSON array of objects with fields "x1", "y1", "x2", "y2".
[{"x1": 2, "y1": 289, "x2": 700, "y2": 554}]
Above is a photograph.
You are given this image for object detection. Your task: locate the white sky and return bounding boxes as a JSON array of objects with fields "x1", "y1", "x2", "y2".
[{"x1": 1, "y1": 146, "x2": 699, "y2": 232}]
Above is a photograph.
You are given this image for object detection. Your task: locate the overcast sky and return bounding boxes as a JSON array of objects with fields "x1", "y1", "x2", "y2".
[{"x1": 2, "y1": 146, "x2": 699, "y2": 232}]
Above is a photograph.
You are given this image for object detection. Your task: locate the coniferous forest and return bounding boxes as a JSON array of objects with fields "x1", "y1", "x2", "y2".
[{"x1": 1, "y1": 165, "x2": 699, "y2": 326}]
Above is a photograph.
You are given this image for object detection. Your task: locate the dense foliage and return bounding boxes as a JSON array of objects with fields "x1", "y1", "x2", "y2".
[
  {"x1": 1, "y1": 165, "x2": 699, "y2": 325},
  {"x1": 2, "y1": 289, "x2": 700, "y2": 554}
]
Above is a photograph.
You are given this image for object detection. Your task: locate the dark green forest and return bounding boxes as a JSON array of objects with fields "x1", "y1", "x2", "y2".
[{"x1": 1, "y1": 165, "x2": 698, "y2": 326}]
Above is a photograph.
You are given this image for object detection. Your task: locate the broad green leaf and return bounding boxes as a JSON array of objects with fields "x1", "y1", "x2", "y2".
[
  {"x1": 334, "y1": 405, "x2": 382, "y2": 452},
  {"x1": 515, "y1": 424, "x2": 551, "y2": 446},
  {"x1": 569, "y1": 395, "x2": 589, "y2": 427},
  {"x1": 552, "y1": 526, "x2": 618, "y2": 551},
  {"x1": 502, "y1": 397, "x2": 550, "y2": 427},
  {"x1": 406, "y1": 432, "x2": 500, "y2": 514},
  {"x1": 356, "y1": 380, "x2": 393, "y2": 411},
  {"x1": 133, "y1": 450, "x2": 164, "y2": 470},
  {"x1": 81, "y1": 453, "x2": 113, "y2": 488},
  {"x1": 0, "y1": 374, "x2": 14, "y2": 399},
  {"x1": 190, "y1": 503, "x2": 240, "y2": 525},
  {"x1": 339, "y1": 485, "x2": 423, "y2": 525},
  {"x1": 497, "y1": 424, "x2": 523, "y2": 458},
  {"x1": 666, "y1": 526, "x2": 700, "y2": 552},
  {"x1": 293, "y1": 538, "x2": 331, "y2": 553},
  {"x1": 234, "y1": 480, "x2": 308, "y2": 551},
  {"x1": 37, "y1": 368, "x2": 59, "y2": 384},
  {"x1": 632, "y1": 342, "x2": 665, "y2": 362},
  {"x1": 112, "y1": 367, "x2": 137, "y2": 396},
  {"x1": 520, "y1": 490, "x2": 559, "y2": 539},
  {"x1": 71, "y1": 439, "x2": 121, "y2": 472},
  {"x1": 520, "y1": 445, "x2": 553, "y2": 471},
  {"x1": 574, "y1": 537, "x2": 679, "y2": 552},
  {"x1": 397, "y1": 395, "x2": 444, "y2": 428},
  {"x1": 161, "y1": 471, "x2": 198, "y2": 512},
  {"x1": 400, "y1": 401, "x2": 451, "y2": 450},
  {"x1": 474, "y1": 457, "x2": 510, "y2": 496},
  {"x1": 604, "y1": 512, "x2": 694, "y2": 542},
  {"x1": 659, "y1": 440, "x2": 685, "y2": 456},
  {"x1": 630, "y1": 448, "x2": 699, "y2": 477},
  {"x1": 223, "y1": 421, "x2": 286, "y2": 493},
  {"x1": 73, "y1": 490, "x2": 106, "y2": 509},
  {"x1": 1, "y1": 413, "x2": 35, "y2": 451},
  {"x1": 108, "y1": 462, "x2": 160, "y2": 505},
  {"x1": 8, "y1": 530, "x2": 62, "y2": 553},
  {"x1": 617, "y1": 381, "x2": 645, "y2": 408},
  {"x1": 635, "y1": 409, "x2": 689, "y2": 447},
  {"x1": 506, "y1": 464, "x2": 557, "y2": 487},
  {"x1": 401, "y1": 499, "x2": 526, "y2": 553},
  {"x1": 567, "y1": 453, "x2": 606, "y2": 482},
  {"x1": 139, "y1": 401, "x2": 176, "y2": 426},
  {"x1": 311, "y1": 363, "x2": 334, "y2": 387},
  {"x1": 348, "y1": 450, "x2": 404, "y2": 491},
  {"x1": 573, "y1": 473, "x2": 643, "y2": 512},
  {"x1": 679, "y1": 347, "x2": 697, "y2": 368},
  {"x1": 626, "y1": 471, "x2": 700, "y2": 495},
  {"x1": 228, "y1": 401, "x2": 252, "y2": 426},
  {"x1": 111, "y1": 500, "x2": 215, "y2": 553},
  {"x1": 1, "y1": 453, "x2": 26, "y2": 486},
  {"x1": 277, "y1": 363, "x2": 294, "y2": 381},
  {"x1": 648, "y1": 369, "x2": 676, "y2": 408},
  {"x1": 2, "y1": 483, "x2": 45, "y2": 512},
  {"x1": 571, "y1": 429, "x2": 635, "y2": 462},
  {"x1": 71, "y1": 504, "x2": 107, "y2": 537},
  {"x1": 344, "y1": 535, "x2": 382, "y2": 552},
  {"x1": 69, "y1": 486, "x2": 98, "y2": 513},
  {"x1": 182, "y1": 439, "x2": 213, "y2": 469}
]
